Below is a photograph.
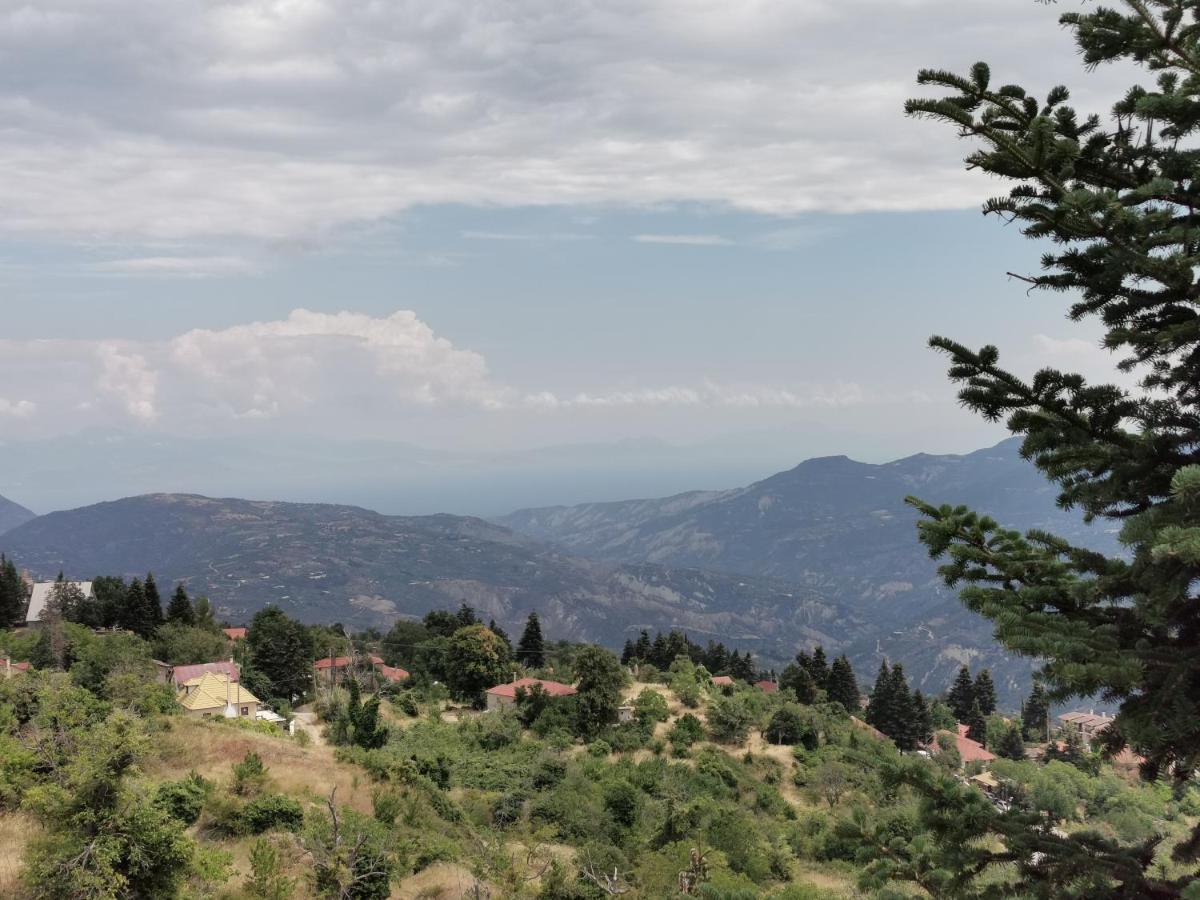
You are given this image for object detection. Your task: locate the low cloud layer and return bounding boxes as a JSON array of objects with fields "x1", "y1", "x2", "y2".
[
  {"x1": 0, "y1": 308, "x2": 887, "y2": 436},
  {"x1": 0, "y1": 0, "x2": 1127, "y2": 245}
]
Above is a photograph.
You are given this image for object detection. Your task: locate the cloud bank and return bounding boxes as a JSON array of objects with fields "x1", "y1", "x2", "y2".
[
  {"x1": 0, "y1": 308, "x2": 884, "y2": 436},
  {"x1": 0, "y1": 0, "x2": 1122, "y2": 244}
]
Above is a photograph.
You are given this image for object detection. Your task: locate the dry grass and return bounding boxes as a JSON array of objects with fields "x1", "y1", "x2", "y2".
[
  {"x1": 145, "y1": 716, "x2": 375, "y2": 814},
  {"x1": 0, "y1": 811, "x2": 38, "y2": 898},
  {"x1": 393, "y1": 862, "x2": 481, "y2": 899}
]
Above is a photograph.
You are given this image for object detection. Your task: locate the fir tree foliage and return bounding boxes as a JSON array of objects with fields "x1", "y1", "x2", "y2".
[
  {"x1": 827, "y1": 654, "x2": 861, "y2": 712},
  {"x1": 905, "y1": 0, "x2": 1200, "y2": 790},
  {"x1": 515, "y1": 611, "x2": 545, "y2": 667},
  {"x1": 165, "y1": 583, "x2": 195, "y2": 627},
  {"x1": 972, "y1": 669, "x2": 997, "y2": 717},
  {"x1": 947, "y1": 665, "x2": 976, "y2": 723}
]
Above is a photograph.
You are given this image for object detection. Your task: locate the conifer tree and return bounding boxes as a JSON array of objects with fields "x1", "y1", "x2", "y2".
[
  {"x1": 1021, "y1": 683, "x2": 1050, "y2": 743},
  {"x1": 165, "y1": 584, "x2": 195, "y2": 627},
  {"x1": 972, "y1": 669, "x2": 996, "y2": 717},
  {"x1": 0, "y1": 555, "x2": 27, "y2": 628},
  {"x1": 965, "y1": 702, "x2": 987, "y2": 747},
  {"x1": 909, "y1": 689, "x2": 934, "y2": 749},
  {"x1": 633, "y1": 630, "x2": 652, "y2": 662},
  {"x1": 827, "y1": 655, "x2": 860, "y2": 712},
  {"x1": 906, "y1": 0, "x2": 1200, "y2": 826},
  {"x1": 515, "y1": 611, "x2": 545, "y2": 668},
  {"x1": 143, "y1": 573, "x2": 163, "y2": 632},
  {"x1": 809, "y1": 645, "x2": 829, "y2": 690},
  {"x1": 865, "y1": 662, "x2": 895, "y2": 739},
  {"x1": 886, "y1": 664, "x2": 918, "y2": 750},
  {"x1": 120, "y1": 578, "x2": 147, "y2": 636},
  {"x1": 780, "y1": 661, "x2": 818, "y2": 705},
  {"x1": 946, "y1": 665, "x2": 975, "y2": 723},
  {"x1": 996, "y1": 724, "x2": 1026, "y2": 762}
]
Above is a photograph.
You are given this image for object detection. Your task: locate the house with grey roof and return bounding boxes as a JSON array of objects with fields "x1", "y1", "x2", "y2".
[{"x1": 24, "y1": 581, "x2": 93, "y2": 627}]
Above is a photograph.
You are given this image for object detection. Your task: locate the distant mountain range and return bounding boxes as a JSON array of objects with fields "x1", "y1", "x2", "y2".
[
  {"x1": 0, "y1": 493, "x2": 864, "y2": 661},
  {"x1": 498, "y1": 438, "x2": 1120, "y2": 701},
  {"x1": 0, "y1": 494, "x2": 35, "y2": 536},
  {"x1": 0, "y1": 439, "x2": 1115, "y2": 704}
]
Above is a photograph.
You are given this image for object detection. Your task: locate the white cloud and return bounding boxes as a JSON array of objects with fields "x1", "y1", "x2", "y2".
[
  {"x1": 0, "y1": 398, "x2": 36, "y2": 418},
  {"x1": 0, "y1": 0, "x2": 1126, "y2": 244},
  {"x1": 0, "y1": 308, "x2": 916, "y2": 434},
  {"x1": 95, "y1": 256, "x2": 260, "y2": 277},
  {"x1": 632, "y1": 234, "x2": 734, "y2": 246}
]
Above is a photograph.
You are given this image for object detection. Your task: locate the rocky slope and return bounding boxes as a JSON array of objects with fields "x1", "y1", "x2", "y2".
[{"x1": 0, "y1": 493, "x2": 864, "y2": 661}]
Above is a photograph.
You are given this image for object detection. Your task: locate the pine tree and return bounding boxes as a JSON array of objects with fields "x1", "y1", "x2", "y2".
[
  {"x1": 972, "y1": 669, "x2": 997, "y2": 717},
  {"x1": 865, "y1": 662, "x2": 895, "y2": 739},
  {"x1": 633, "y1": 630, "x2": 652, "y2": 663},
  {"x1": 780, "y1": 662, "x2": 818, "y2": 705},
  {"x1": 487, "y1": 619, "x2": 512, "y2": 653},
  {"x1": 1021, "y1": 683, "x2": 1050, "y2": 743},
  {"x1": 455, "y1": 603, "x2": 477, "y2": 628},
  {"x1": 965, "y1": 701, "x2": 987, "y2": 747},
  {"x1": 142, "y1": 573, "x2": 164, "y2": 634},
  {"x1": 165, "y1": 584, "x2": 195, "y2": 626},
  {"x1": 996, "y1": 724, "x2": 1026, "y2": 762},
  {"x1": 910, "y1": 689, "x2": 933, "y2": 748},
  {"x1": 515, "y1": 612, "x2": 545, "y2": 668},
  {"x1": 809, "y1": 645, "x2": 829, "y2": 690},
  {"x1": 947, "y1": 665, "x2": 975, "y2": 723},
  {"x1": 729, "y1": 650, "x2": 756, "y2": 682},
  {"x1": 0, "y1": 555, "x2": 27, "y2": 628},
  {"x1": 904, "y1": 5, "x2": 1200, "y2": 881},
  {"x1": 827, "y1": 655, "x2": 860, "y2": 713},
  {"x1": 887, "y1": 664, "x2": 917, "y2": 750},
  {"x1": 620, "y1": 639, "x2": 636, "y2": 665},
  {"x1": 120, "y1": 578, "x2": 147, "y2": 636}
]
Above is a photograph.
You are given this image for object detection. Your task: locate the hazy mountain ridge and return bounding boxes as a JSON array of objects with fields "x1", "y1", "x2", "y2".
[
  {"x1": 0, "y1": 493, "x2": 35, "y2": 536},
  {"x1": 0, "y1": 492, "x2": 866, "y2": 662},
  {"x1": 499, "y1": 438, "x2": 1120, "y2": 701}
]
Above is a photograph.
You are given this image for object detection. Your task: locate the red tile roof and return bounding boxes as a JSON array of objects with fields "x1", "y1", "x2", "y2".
[
  {"x1": 2, "y1": 658, "x2": 30, "y2": 672},
  {"x1": 314, "y1": 656, "x2": 354, "y2": 670},
  {"x1": 172, "y1": 660, "x2": 240, "y2": 685},
  {"x1": 754, "y1": 680, "x2": 779, "y2": 693},
  {"x1": 711, "y1": 675, "x2": 734, "y2": 686},
  {"x1": 369, "y1": 654, "x2": 384, "y2": 665},
  {"x1": 486, "y1": 677, "x2": 577, "y2": 699},
  {"x1": 954, "y1": 724, "x2": 996, "y2": 764},
  {"x1": 376, "y1": 664, "x2": 409, "y2": 683},
  {"x1": 222, "y1": 627, "x2": 247, "y2": 641}
]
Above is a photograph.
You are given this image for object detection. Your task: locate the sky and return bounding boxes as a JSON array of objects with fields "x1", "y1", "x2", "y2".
[{"x1": 0, "y1": 1, "x2": 1141, "y2": 512}]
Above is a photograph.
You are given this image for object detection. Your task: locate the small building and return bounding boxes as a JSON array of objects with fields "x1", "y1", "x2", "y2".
[
  {"x1": 1058, "y1": 710, "x2": 1115, "y2": 744},
  {"x1": 485, "y1": 677, "x2": 577, "y2": 712},
  {"x1": 24, "y1": 581, "x2": 93, "y2": 626},
  {"x1": 151, "y1": 659, "x2": 173, "y2": 685},
  {"x1": 617, "y1": 704, "x2": 636, "y2": 724},
  {"x1": 313, "y1": 655, "x2": 354, "y2": 684},
  {"x1": 711, "y1": 675, "x2": 734, "y2": 687},
  {"x1": 222, "y1": 627, "x2": 247, "y2": 641},
  {"x1": 376, "y1": 664, "x2": 410, "y2": 684},
  {"x1": 754, "y1": 679, "x2": 779, "y2": 694},
  {"x1": 171, "y1": 659, "x2": 240, "y2": 688},
  {"x1": 176, "y1": 671, "x2": 260, "y2": 719},
  {"x1": 1, "y1": 657, "x2": 30, "y2": 678}
]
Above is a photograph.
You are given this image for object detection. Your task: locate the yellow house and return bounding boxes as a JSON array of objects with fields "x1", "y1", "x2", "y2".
[{"x1": 176, "y1": 671, "x2": 260, "y2": 719}]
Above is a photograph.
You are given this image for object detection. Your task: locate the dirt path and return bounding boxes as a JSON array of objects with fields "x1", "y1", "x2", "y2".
[{"x1": 291, "y1": 706, "x2": 327, "y2": 747}]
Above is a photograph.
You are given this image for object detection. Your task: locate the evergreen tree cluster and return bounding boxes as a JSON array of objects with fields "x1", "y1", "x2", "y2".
[
  {"x1": 865, "y1": 662, "x2": 933, "y2": 752},
  {"x1": 778, "y1": 646, "x2": 860, "y2": 710},
  {"x1": 54, "y1": 572, "x2": 176, "y2": 639},
  {"x1": 945, "y1": 664, "x2": 997, "y2": 744},
  {"x1": 0, "y1": 554, "x2": 28, "y2": 628},
  {"x1": 620, "y1": 628, "x2": 758, "y2": 680}
]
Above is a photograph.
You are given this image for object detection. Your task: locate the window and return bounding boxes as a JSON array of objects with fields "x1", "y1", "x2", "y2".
[{"x1": 241, "y1": 706, "x2": 249, "y2": 716}]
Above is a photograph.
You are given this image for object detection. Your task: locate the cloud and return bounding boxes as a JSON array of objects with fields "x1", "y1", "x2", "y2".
[
  {"x1": 0, "y1": 0, "x2": 1124, "y2": 244},
  {"x1": 0, "y1": 308, "x2": 919, "y2": 435},
  {"x1": 94, "y1": 256, "x2": 260, "y2": 277},
  {"x1": 632, "y1": 234, "x2": 734, "y2": 246},
  {"x1": 0, "y1": 398, "x2": 36, "y2": 418}
]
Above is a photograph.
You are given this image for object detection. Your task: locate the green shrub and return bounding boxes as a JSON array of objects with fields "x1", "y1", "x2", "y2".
[
  {"x1": 588, "y1": 739, "x2": 612, "y2": 757},
  {"x1": 154, "y1": 772, "x2": 210, "y2": 825}
]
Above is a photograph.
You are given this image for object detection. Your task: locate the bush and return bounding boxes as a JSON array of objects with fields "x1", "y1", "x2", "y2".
[
  {"x1": 232, "y1": 751, "x2": 269, "y2": 796},
  {"x1": 588, "y1": 739, "x2": 612, "y2": 757},
  {"x1": 155, "y1": 772, "x2": 210, "y2": 825},
  {"x1": 669, "y1": 714, "x2": 705, "y2": 750},
  {"x1": 708, "y1": 696, "x2": 755, "y2": 744},
  {"x1": 633, "y1": 688, "x2": 670, "y2": 725},
  {"x1": 492, "y1": 792, "x2": 525, "y2": 828},
  {"x1": 240, "y1": 794, "x2": 305, "y2": 834}
]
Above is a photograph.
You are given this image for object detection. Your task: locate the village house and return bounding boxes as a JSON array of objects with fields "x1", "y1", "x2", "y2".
[
  {"x1": 711, "y1": 675, "x2": 734, "y2": 687},
  {"x1": 1058, "y1": 710, "x2": 1115, "y2": 745},
  {"x1": 314, "y1": 654, "x2": 410, "y2": 686},
  {"x1": 923, "y1": 723, "x2": 996, "y2": 769},
  {"x1": 754, "y1": 679, "x2": 779, "y2": 694},
  {"x1": 222, "y1": 627, "x2": 247, "y2": 641},
  {"x1": 176, "y1": 671, "x2": 260, "y2": 719},
  {"x1": 171, "y1": 659, "x2": 240, "y2": 688},
  {"x1": 485, "y1": 677, "x2": 577, "y2": 712},
  {"x1": 1, "y1": 657, "x2": 30, "y2": 678},
  {"x1": 24, "y1": 581, "x2": 93, "y2": 627}
]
